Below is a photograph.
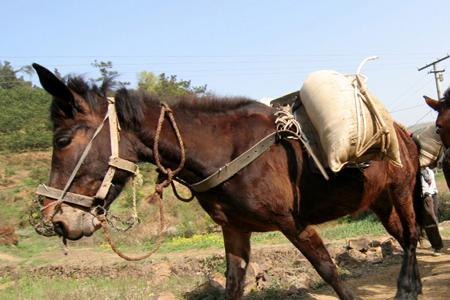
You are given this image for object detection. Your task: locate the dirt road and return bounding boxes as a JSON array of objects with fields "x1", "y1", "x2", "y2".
[
  {"x1": 1, "y1": 236, "x2": 449, "y2": 299},
  {"x1": 310, "y1": 240, "x2": 450, "y2": 300}
]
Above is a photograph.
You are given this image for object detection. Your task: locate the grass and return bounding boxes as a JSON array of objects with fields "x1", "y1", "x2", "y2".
[
  {"x1": 0, "y1": 276, "x2": 151, "y2": 300},
  {"x1": 0, "y1": 216, "x2": 387, "y2": 264},
  {"x1": 1, "y1": 150, "x2": 450, "y2": 299}
]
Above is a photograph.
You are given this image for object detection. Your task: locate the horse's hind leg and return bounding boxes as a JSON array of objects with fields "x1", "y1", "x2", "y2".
[
  {"x1": 281, "y1": 224, "x2": 356, "y2": 300},
  {"x1": 372, "y1": 194, "x2": 421, "y2": 300},
  {"x1": 222, "y1": 226, "x2": 251, "y2": 300}
]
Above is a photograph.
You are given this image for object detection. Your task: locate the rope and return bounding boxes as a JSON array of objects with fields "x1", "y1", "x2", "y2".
[
  {"x1": 98, "y1": 192, "x2": 165, "y2": 261},
  {"x1": 170, "y1": 181, "x2": 194, "y2": 202},
  {"x1": 274, "y1": 108, "x2": 329, "y2": 180},
  {"x1": 105, "y1": 169, "x2": 142, "y2": 232},
  {"x1": 148, "y1": 102, "x2": 186, "y2": 204},
  {"x1": 101, "y1": 102, "x2": 186, "y2": 261}
]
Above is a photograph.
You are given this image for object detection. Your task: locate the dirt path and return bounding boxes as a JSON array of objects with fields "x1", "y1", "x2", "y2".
[
  {"x1": 308, "y1": 240, "x2": 450, "y2": 300},
  {"x1": 1, "y1": 236, "x2": 450, "y2": 299}
]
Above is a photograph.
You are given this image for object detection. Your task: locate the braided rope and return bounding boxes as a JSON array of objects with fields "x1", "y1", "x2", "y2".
[{"x1": 148, "y1": 102, "x2": 187, "y2": 203}]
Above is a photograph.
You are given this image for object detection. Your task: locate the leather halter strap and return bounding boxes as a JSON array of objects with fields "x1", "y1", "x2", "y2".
[{"x1": 36, "y1": 97, "x2": 138, "y2": 209}]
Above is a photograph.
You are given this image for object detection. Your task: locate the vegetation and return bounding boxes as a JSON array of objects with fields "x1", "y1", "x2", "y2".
[
  {"x1": 0, "y1": 60, "x2": 208, "y2": 152},
  {"x1": 1, "y1": 60, "x2": 449, "y2": 299},
  {"x1": 137, "y1": 70, "x2": 207, "y2": 99}
]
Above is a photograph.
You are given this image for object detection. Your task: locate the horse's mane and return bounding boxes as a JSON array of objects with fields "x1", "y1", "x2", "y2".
[
  {"x1": 444, "y1": 87, "x2": 450, "y2": 104},
  {"x1": 115, "y1": 88, "x2": 258, "y2": 130},
  {"x1": 53, "y1": 76, "x2": 259, "y2": 131}
]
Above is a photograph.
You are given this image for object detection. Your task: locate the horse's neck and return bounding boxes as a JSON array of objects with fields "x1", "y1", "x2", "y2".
[
  {"x1": 136, "y1": 102, "x2": 275, "y2": 184},
  {"x1": 136, "y1": 104, "x2": 237, "y2": 183}
]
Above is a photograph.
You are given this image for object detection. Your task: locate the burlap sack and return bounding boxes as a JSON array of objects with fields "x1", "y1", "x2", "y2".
[
  {"x1": 299, "y1": 70, "x2": 402, "y2": 172},
  {"x1": 412, "y1": 124, "x2": 443, "y2": 168}
]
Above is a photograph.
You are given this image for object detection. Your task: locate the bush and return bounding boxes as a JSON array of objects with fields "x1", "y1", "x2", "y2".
[{"x1": 0, "y1": 86, "x2": 52, "y2": 151}]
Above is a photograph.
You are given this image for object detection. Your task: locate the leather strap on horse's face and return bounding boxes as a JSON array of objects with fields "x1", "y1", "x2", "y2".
[{"x1": 36, "y1": 97, "x2": 138, "y2": 209}]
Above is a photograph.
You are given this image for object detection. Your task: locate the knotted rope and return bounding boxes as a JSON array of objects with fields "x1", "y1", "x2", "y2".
[
  {"x1": 148, "y1": 102, "x2": 188, "y2": 203},
  {"x1": 99, "y1": 102, "x2": 189, "y2": 261},
  {"x1": 275, "y1": 107, "x2": 329, "y2": 180}
]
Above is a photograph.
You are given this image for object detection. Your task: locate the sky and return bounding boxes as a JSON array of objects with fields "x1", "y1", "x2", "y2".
[{"x1": 1, "y1": 0, "x2": 450, "y2": 126}]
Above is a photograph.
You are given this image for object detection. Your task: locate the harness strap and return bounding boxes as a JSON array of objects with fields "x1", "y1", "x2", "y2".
[
  {"x1": 96, "y1": 97, "x2": 121, "y2": 199},
  {"x1": 190, "y1": 131, "x2": 290, "y2": 192},
  {"x1": 109, "y1": 157, "x2": 138, "y2": 174},
  {"x1": 36, "y1": 184, "x2": 95, "y2": 207}
]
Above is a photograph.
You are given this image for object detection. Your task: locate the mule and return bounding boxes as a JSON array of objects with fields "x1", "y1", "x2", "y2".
[{"x1": 33, "y1": 63, "x2": 423, "y2": 300}]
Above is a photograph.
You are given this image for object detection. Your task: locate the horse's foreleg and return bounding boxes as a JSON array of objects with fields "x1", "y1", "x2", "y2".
[
  {"x1": 222, "y1": 226, "x2": 251, "y2": 300},
  {"x1": 282, "y1": 224, "x2": 356, "y2": 300}
]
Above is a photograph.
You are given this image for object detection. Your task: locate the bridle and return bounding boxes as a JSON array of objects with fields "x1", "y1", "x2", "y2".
[{"x1": 36, "y1": 97, "x2": 139, "y2": 214}]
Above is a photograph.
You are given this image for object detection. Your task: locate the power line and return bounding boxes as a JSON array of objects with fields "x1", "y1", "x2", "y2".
[
  {"x1": 418, "y1": 54, "x2": 450, "y2": 99},
  {"x1": 411, "y1": 110, "x2": 434, "y2": 127},
  {"x1": 390, "y1": 104, "x2": 424, "y2": 113}
]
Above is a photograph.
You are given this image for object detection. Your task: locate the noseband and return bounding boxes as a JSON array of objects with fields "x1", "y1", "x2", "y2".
[{"x1": 36, "y1": 97, "x2": 138, "y2": 211}]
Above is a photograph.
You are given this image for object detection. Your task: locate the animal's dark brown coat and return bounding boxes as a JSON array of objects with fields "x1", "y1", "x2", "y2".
[{"x1": 33, "y1": 63, "x2": 422, "y2": 300}]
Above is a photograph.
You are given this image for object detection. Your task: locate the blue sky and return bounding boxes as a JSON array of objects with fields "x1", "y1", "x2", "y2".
[{"x1": 1, "y1": 0, "x2": 450, "y2": 125}]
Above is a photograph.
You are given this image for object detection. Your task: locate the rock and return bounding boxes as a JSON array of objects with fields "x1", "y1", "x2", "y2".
[
  {"x1": 381, "y1": 239, "x2": 394, "y2": 257},
  {"x1": 366, "y1": 246, "x2": 383, "y2": 264},
  {"x1": 336, "y1": 249, "x2": 367, "y2": 268},
  {"x1": 439, "y1": 220, "x2": 450, "y2": 228},
  {"x1": 244, "y1": 262, "x2": 263, "y2": 293},
  {"x1": 346, "y1": 238, "x2": 370, "y2": 252},
  {"x1": 369, "y1": 240, "x2": 381, "y2": 247},
  {"x1": 209, "y1": 272, "x2": 226, "y2": 289},
  {"x1": 184, "y1": 277, "x2": 225, "y2": 300}
]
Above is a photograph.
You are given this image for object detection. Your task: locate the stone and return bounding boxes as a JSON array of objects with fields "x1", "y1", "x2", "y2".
[
  {"x1": 366, "y1": 246, "x2": 383, "y2": 264},
  {"x1": 346, "y1": 238, "x2": 370, "y2": 252},
  {"x1": 381, "y1": 239, "x2": 394, "y2": 257}
]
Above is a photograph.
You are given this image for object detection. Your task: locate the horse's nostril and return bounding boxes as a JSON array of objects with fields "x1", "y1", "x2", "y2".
[{"x1": 53, "y1": 221, "x2": 66, "y2": 237}]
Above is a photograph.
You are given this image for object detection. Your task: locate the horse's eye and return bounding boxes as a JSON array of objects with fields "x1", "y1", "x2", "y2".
[{"x1": 55, "y1": 137, "x2": 71, "y2": 148}]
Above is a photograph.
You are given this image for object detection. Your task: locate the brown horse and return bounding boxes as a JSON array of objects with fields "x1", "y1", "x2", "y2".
[
  {"x1": 33, "y1": 63, "x2": 423, "y2": 300},
  {"x1": 425, "y1": 88, "x2": 450, "y2": 187}
]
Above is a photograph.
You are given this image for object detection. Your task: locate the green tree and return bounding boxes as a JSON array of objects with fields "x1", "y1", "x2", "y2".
[
  {"x1": 137, "y1": 71, "x2": 207, "y2": 99},
  {"x1": 91, "y1": 60, "x2": 130, "y2": 88},
  {"x1": 0, "y1": 86, "x2": 52, "y2": 151},
  {"x1": 0, "y1": 61, "x2": 32, "y2": 89}
]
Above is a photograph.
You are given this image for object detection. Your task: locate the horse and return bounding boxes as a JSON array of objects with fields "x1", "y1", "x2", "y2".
[
  {"x1": 32, "y1": 63, "x2": 423, "y2": 300},
  {"x1": 424, "y1": 88, "x2": 450, "y2": 188}
]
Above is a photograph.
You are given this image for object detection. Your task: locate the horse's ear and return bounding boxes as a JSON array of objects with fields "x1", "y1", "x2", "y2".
[
  {"x1": 424, "y1": 95, "x2": 440, "y2": 111},
  {"x1": 32, "y1": 63, "x2": 76, "y2": 118}
]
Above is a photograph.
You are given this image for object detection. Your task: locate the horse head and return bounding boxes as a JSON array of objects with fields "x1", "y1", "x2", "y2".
[
  {"x1": 424, "y1": 88, "x2": 450, "y2": 147},
  {"x1": 33, "y1": 64, "x2": 140, "y2": 240}
]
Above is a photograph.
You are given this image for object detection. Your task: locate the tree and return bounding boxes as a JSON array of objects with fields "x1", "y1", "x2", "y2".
[
  {"x1": 91, "y1": 60, "x2": 130, "y2": 88},
  {"x1": 137, "y1": 71, "x2": 159, "y2": 94},
  {"x1": 137, "y1": 71, "x2": 207, "y2": 99},
  {"x1": 0, "y1": 61, "x2": 32, "y2": 89}
]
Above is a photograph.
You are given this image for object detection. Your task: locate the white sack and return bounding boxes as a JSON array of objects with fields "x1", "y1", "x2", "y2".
[{"x1": 299, "y1": 70, "x2": 402, "y2": 172}]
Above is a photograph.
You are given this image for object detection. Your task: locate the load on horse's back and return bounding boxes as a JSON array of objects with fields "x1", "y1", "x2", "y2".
[{"x1": 31, "y1": 63, "x2": 423, "y2": 300}]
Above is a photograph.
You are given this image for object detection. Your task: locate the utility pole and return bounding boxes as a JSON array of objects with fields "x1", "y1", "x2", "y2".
[{"x1": 418, "y1": 54, "x2": 450, "y2": 100}]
